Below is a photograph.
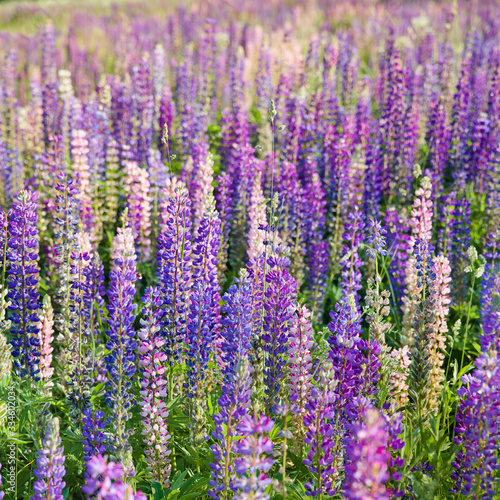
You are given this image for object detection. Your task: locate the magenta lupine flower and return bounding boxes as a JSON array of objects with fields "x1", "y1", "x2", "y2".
[
  {"x1": 138, "y1": 287, "x2": 171, "y2": 487},
  {"x1": 8, "y1": 190, "x2": 41, "y2": 380},
  {"x1": 451, "y1": 346, "x2": 500, "y2": 497},
  {"x1": 343, "y1": 408, "x2": 391, "y2": 500},
  {"x1": 233, "y1": 411, "x2": 275, "y2": 500},
  {"x1": 31, "y1": 418, "x2": 66, "y2": 500},
  {"x1": 83, "y1": 455, "x2": 146, "y2": 500}
]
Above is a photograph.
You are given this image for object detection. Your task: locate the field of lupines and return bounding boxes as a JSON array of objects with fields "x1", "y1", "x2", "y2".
[{"x1": 0, "y1": 0, "x2": 499, "y2": 498}]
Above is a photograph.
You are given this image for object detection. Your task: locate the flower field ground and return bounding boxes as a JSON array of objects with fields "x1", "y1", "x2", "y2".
[{"x1": 0, "y1": 0, "x2": 499, "y2": 498}]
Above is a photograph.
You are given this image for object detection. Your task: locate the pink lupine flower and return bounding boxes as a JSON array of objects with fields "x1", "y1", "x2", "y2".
[
  {"x1": 124, "y1": 161, "x2": 152, "y2": 262},
  {"x1": 387, "y1": 346, "x2": 411, "y2": 412},
  {"x1": 427, "y1": 255, "x2": 452, "y2": 412},
  {"x1": 71, "y1": 129, "x2": 95, "y2": 241},
  {"x1": 38, "y1": 295, "x2": 54, "y2": 387},
  {"x1": 247, "y1": 174, "x2": 267, "y2": 262},
  {"x1": 138, "y1": 288, "x2": 171, "y2": 487},
  {"x1": 192, "y1": 153, "x2": 215, "y2": 234}
]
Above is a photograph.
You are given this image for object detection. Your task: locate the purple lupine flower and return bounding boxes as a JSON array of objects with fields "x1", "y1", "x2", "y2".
[
  {"x1": 8, "y1": 190, "x2": 41, "y2": 380},
  {"x1": 306, "y1": 240, "x2": 329, "y2": 323},
  {"x1": 105, "y1": 224, "x2": 138, "y2": 476},
  {"x1": 343, "y1": 408, "x2": 391, "y2": 500},
  {"x1": 303, "y1": 362, "x2": 340, "y2": 497},
  {"x1": 327, "y1": 298, "x2": 367, "y2": 421},
  {"x1": 209, "y1": 354, "x2": 253, "y2": 499},
  {"x1": 480, "y1": 232, "x2": 500, "y2": 351},
  {"x1": 363, "y1": 121, "x2": 384, "y2": 220},
  {"x1": 31, "y1": 417, "x2": 66, "y2": 500},
  {"x1": 157, "y1": 180, "x2": 192, "y2": 365},
  {"x1": 185, "y1": 200, "x2": 221, "y2": 438},
  {"x1": 233, "y1": 411, "x2": 275, "y2": 500},
  {"x1": 262, "y1": 247, "x2": 297, "y2": 412},
  {"x1": 451, "y1": 346, "x2": 500, "y2": 497},
  {"x1": 82, "y1": 408, "x2": 107, "y2": 464},
  {"x1": 83, "y1": 455, "x2": 146, "y2": 500},
  {"x1": 339, "y1": 210, "x2": 365, "y2": 312},
  {"x1": 366, "y1": 218, "x2": 388, "y2": 259},
  {"x1": 138, "y1": 287, "x2": 171, "y2": 487},
  {"x1": 437, "y1": 191, "x2": 471, "y2": 303}
]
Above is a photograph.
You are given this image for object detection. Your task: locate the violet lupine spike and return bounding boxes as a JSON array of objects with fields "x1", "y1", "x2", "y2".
[
  {"x1": 262, "y1": 247, "x2": 297, "y2": 412},
  {"x1": 343, "y1": 408, "x2": 391, "y2": 500},
  {"x1": 215, "y1": 171, "x2": 233, "y2": 285},
  {"x1": 82, "y1": 407, "x2": 107, "y2": 465},
  {"x1": 451, "y1": 346, "x2": 500, "y2": 498},
  {"x1": 480, "y1": 232, "x2": 500, "y2": 351},
  {"x1": 303, "y1": 361, "x2": 340, "y2": 497},
  {"x1": 105, "y1": 224, "x2": 138, "y2": 477},
  {"x1": 8, "y1": 190, "x2": 41, "y2": 380},
  {"x1": 138, "y1": 287, "x2": 171, "y2": 487},
  {"x1": 31, "y1": 417, "x2": 66, "y2": 500},
  {"x1": 192, "y1": 152, "x2": 215, "y2": 235},
  {"x1": 82, "y1": 455, "x2": 147, "y2": 500},
  {"x1": 232, "y1": 411, "x2": 275, "y2": 500},
  {"x1": 185, "y1": 199, "x2": 221, "y2": 440},
  {"x1": 156, "y1": 179, "x2": 192, "y2": 367},
  {"x1": 339, "y1": 210, "x2": 365, "y2": 313},
  {"x1": 306, "y1": 240, "x2": 329, "y2": 323},
  {"x1": 209, "y1": 358, "x2": 253, "y2": 499}
]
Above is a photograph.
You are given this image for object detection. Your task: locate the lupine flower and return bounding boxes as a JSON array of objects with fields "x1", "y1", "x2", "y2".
[
  {"x1": 8, "y1": 190, "x2": 41, "y2": 380},
  {"x1": 247, "y1": 174, "x2": 267, "y2": 262},
  {"x1": 287, "y1": 305, "x2": 314, "y2": 450},
  {"x1": 38, "y1": 295, "x2": 54, "y2": 386},
  {"x1": 138, "y1": 287, "x2": 171, "y2": 487},
  {"x1": 339, "y1": 210, "x2": 365, "y2": 312},
  {"x1": 303, "y1": 361, "x2": 340, "y2": 497},
  {"x1": 192, "y1": 152, "x2": 215, "y2": 234},
  {"x1": 83, "y1": 455, "x2": 146, "y2": 500},
  {"x1": 156, "y1": 180, "x2": 192, "y2": 367},
  {"x1": 261, "y1": 247, "x2": 297, "y2": 412},
  {"x1": 215, "y1": 171, "x2": 233, "y2": 284},
  {"x1": 343, "y1": 408, "x2": 391, "y2": 500},
  {"x1": 210, "y1": 271, "x2": 253, "y2": 499},
  {"x1": 233, "y1": 411, "x2": 275, "y2": 500},
  {"x1": 451, "y1": 346, "x2": 500, "y2": 497},
  {"x1": 427, "y1": 255, "x2": 451, "y2": 413},
  {"x1": 186, "y1": 199, "x2": 221, "y2": 440},
  {"x1": 31, "y1": 417, "x2": 66, "y2": 500},
  {"x1": 408, "y1": 240, "x2": 436, "y2": 422},
  {"x1": 71, "y1": 129, "x2": 95, "y2": 241},
  {"x1": 82, "y1": 407, "x2": 107, "y2": 464},
  {"x1": 124, "y1": 161, "x2": 152, "y2": 262},
  {"x1": 105, "y1": 223, "x2": 138, "y2": 476},
  {"x1": 386, "y1": 346, "x2": 411, "y2": 412}
]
